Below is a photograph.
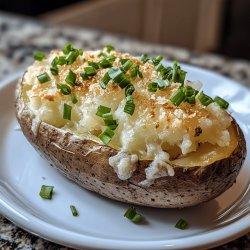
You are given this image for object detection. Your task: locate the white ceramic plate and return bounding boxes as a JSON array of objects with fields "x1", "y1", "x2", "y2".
[{"x1": 0, "y1": 64, "x2": 249, "y2": 250}]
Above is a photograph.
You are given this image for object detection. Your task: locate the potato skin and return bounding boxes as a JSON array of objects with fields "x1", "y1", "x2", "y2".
[{"x1": 15, "y1": 78, "x2": 247, "y2": 208}]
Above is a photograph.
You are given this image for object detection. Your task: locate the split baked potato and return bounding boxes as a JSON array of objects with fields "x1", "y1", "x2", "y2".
[{"x1": 15, "y1": 44, "x2": 246, "y2": 208}]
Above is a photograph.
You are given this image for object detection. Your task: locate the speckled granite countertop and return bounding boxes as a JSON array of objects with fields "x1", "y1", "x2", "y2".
[{"x1": 0, "y1": 12, "x2": 249, "y2": 250}]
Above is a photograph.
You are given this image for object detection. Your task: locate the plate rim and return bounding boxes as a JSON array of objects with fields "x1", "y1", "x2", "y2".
[{"x1": 0, "y1": 66, "x2": 249, "y2": 250}]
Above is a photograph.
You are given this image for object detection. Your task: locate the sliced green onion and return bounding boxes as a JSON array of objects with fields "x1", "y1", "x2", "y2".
[
  {"x1": 78, "y1": 49, "x2": 83, "y2": 55},
  {"x1": 88, "y1": 61, "x2": 99, "y2": 69},
  {"x1": 186, "y1": 95, "x2": 196, "y2": 104},
  {"x1": 124, "y1": 207, "x2": 142, "y2": 223},
  {"x1": 124, "y1": 95, "x2": 135, "y2": 115},
  {"x1": 152, "y1": 55, "x2": 163, "y2": 66},
  {"x1": 84, "y1": 66, "x2": 97, "y2": 76},
  {"x1": 183, "y1": 86, "x2": 198, "y2": 97},
  {"x1": 120, "y1": 58, "x2": 128, "y2": 65},
  {"x1": 96, "y1": 105, "x2": 111, "y2": 117},
  {"x1": 140, "y1": 54, "x2": 150, "y2": 63},
  {"x1": 104, "y1": 44, "x2": 115, "y2": 53},
  {"x1": 148, "y1": 82, "x2": 158, "y2": 92},
  {"x1": 34, "y1": 52, "x2": 45, "y2": 61},
  {"x1": 51, "y1": 57, "x2": 59, "y2": 67},
  {"x1": 108, "y1": 67, "x2": 123, "y2": 80},
  {"x1": 57, "y1": 83, "x2": 71, "y2": 95},
  {"x1": 37, "y1": 72, "x2": 50, "y2": 83},
  {"x1": 106, "y1": 55, "x2": 116, "y2": 63},
  {"x1": 121, "y1": 59, "x2": 133, "y2": 73},
  {"x1": 172, "y1": 60, "x2": 187, "y2": 84},
  {"x1": 66, "y1": 70, "x2": 77, "y2": 86},
  {"x1": 80, "y1": 72, "x2": 89, "y2": 80},
  {"x1": 103, "y1": 113, "x2": 118, "y2": 130},
  {"x1": 98, "y1": 52, "x2": 107, "y2": 57},
  {"x1": 152, "y1": 78, "x2": 169, "y2": 90},
  {"x1": 118, "y1": 76, "x2": 130, "y2": 89},
  {"x1": 71, "y1": 93, "x2": 78, "y2": 104},
  {"x1": 62, "y1": 42, "x2": 73, "y2": 55},
  {"x1": 98, "y1": 58, "x2": 112, "y2": 68},
  {"x1": 198, "y1": 92, "x2": 214, "y2": 106},
  {"x1": 57, "y1": 56, "x2": 66, "y2": 65},
  {"x1": 125, "y1": 83, "x2": 135, "y2": 96},
  {"x1": 170, "y1": 88, "x2": 186, "y2": 106},
  {"x1": 98, "y1": 127, "x2": 115, "y2": 145},
  {"x1": 65, "y1": 50, "x2": 79, "y2": 65},
  {"x1": 50, "y1": 66, "x2": 58, "y2": 76},
  {"x1": 175, "y1": 218, "x2": 188, "y2": 230},
  {"x1": 214, "y1": 96, "x2": 229, "y2": 109},
  {"x1": 39, "y1": 185, "x2": 54, "y2": 200},
  {"x1": 63, "y1": 103, "x2": 72, "y2": 120},
  {"x1": 155, "y1": 63, "x2": 165, "y2": 72},
  {"x1": 130, "y1": 64, "x2": 143, "y2": 78},
  {"x1": 99, "y1": 72, "x2": 111, "y2": 89},
  {"x1": 70, "y1": 205, "x2": 78, "y2": 216}
]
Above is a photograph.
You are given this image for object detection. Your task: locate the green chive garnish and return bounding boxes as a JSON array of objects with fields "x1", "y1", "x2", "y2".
[
  {"x1": 140, "y1": 54, "x2": 150, "y2": 63},
  {"x1": 175, "y1": 218, "x2": 188, "y2": 230},
  {"x1": 198, "y1": 92, "x2": 214, "y2": 106},
  {"x1": 66, "y1": 70, "x2": 77, "y2": 86},
  {"x1": 103, "y1": 113, "x2": 118, "y2": 130},
  {"x1": 34, "y1": 52, "x2": 45, "y2": 61},
  {"x1": 70, "y1": 205, "x2": 78, "y2": 216},
  {"x1": 62, "y1": 42, "x2": 73, "y2": 55},
  {"x1": 71, "y1": 93, "x2": 78, "y2": 104},
  {"x1": 152, "y1": 55, "x2": 163, "y2": 66},
  {"x1": 84, "y1": 66, "x2": 97, "y2": 76},
  {"x1": 104, "y1": 44, "x2": 115, "y2": 53},
  {"x1": 57, "y1": 83, "x2": 71, "y2": 95},
  {"x1": 108, "y1": 67, "x2": 123, "y2": 80},
  {"x1": 214, "y1": 96, "x2": 229, "y2": 109},
  {"x1": 50, "y1": 66, "x2": 58, "y2": 76},
  {"x1": 98, "y1": 58, "x2": 112, "y2": 68},
  {"x1": 170, "y1": 88, "x2": 186, "y2": 106},
  {"x1": 121, "y1": 59, "x2": 133, "y2": 73},
  {"x1": 65, "y1": 50, "x2": 79, "y2": 65},
  {"x1": 98, "y1": 127, "x2": 115, "y2": 145},
  {"x1": 80, "y1": 72, "x2": 89, "y2": 80},
  {"x1": 148, "y1": 82, "x2": 158, "y2": 92},
  {"x1": 130, "y1": 64, "x2": 143, "y2": 78},
  {"x1": 124, "y1": 95, "x2": 135, "y2": 115},
  {"x1": 57, "y1": 56, "x2": 66, "y2": 65},
  {"x1": 63, "y1": 103, "x2": 72, "y2": 120},
  {"x1": 88, "y1": 61, "x2": 99, "y2": 69},
  {"x1": 125, "y1": 83, "x2": 135, "y2": 96},
  {"x1": 39, "y1": 185, "x2": 54, "y2": 200},
  {"x1": 37, "y1": 72, "x2": 50, "y2": 83},
  {"x1": 96, "y1": 105, "x2": 111, "y2": 117},
  {"x1": 99, "y1": 72, "x2": 111, "y2": 89},
  {"x1": 124, "y1": 207, "x2": 142, "y2": 223}
]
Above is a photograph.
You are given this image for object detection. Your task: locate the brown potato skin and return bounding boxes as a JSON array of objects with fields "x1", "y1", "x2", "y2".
[{"x1": 15, "y1": 78, "x2": 247, "y2": 208}]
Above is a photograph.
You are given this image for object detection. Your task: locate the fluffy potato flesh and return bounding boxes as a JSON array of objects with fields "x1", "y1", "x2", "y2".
[{"x1": 15, "y1": 47, "x2": 247, "y2": 208}]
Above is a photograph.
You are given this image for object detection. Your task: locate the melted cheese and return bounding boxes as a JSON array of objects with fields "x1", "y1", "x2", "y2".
[{"x1": 22, "y1": 49, "x2": 235, "y2": 182}]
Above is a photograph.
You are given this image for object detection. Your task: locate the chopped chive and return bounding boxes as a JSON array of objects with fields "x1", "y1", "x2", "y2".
[
  {"x1": 108, "y1": 67, "x2": 123, "y2": 80},
  {"x1": 186, "y1": 95, "x2": 196, "y2": 104},
  {"x1": 71, "y1": 93, "x2": 78, "y2": 104},
  {"x1": 175, "y1": 218, "x2": 188, "y2": 230},
  {"x1": 66, "y1": 70, "x2": 77, "y2": 86},
  {"x1": 80, "y1": 72, "x2": 89, "y2": 80},
  {"x1": 103, "y1": 113, "x2": 118, "y2": 130},
  {"x1": 104, "y1": 44, "x2": 115, "y2": 53},
  {"x1": 58, "y1": 56, "x2": 66, "y2": 65},
  {"x1": 214, "y1": 96, "x2": 229, "y2": 109},
  {"x1": 124, "y1": 207, "x2": 142, "y2": 223},
  {"x1": 155, "y1": 63, "x2": 165, "y2": 72},
  {"x1": 148, "y1": 82, "x2": 158, "y2": 92},
  {"x1": 78, "y1": 49, "x2": 83, "y2": 55},
  {"x1": 124, "y1": 95, "x2": 135, "y2": 115},
  {"x1": 57, "y1": 83, "x2": 71, "y2": 95},
  {"x1": 39, "y1": 185, "x2": 54, "y2": 200},
  {"x1": 98, "y1": 127, "x2": 115, "y2": 145},
  {"x1": 198, "y1": 92, "x2": 214, "y2": 106},
  {"x1": 34, "y1": 52, "x2": 45, "y2": 61},
  {"x1": 106, "y1": 55, "x2": 116, "y2": 63},
  {"x1": 152, "y1": 55, "x2": 163, "y2": 66},
  {"x1": 51, "y1": 57, "x2": 59, "y2": 67},
  {"x1": 118, "y1": 76, "x2": 130, "y2": 89},
  {"x1": 37, "y1": 72, "x2": 50, "y2": 83},
  {"x1": 62, "y1": 42, "x2": 73, "y2": 55},
  {"x1": 98, "y1": 58, "x2": 112, "y2": 68},
  {"x1": 183, "y1": 86, "x2": 198, "y2": 97},
  {"x1": 140, "y1": 54, "x2": 150, "y2": 63},
  {"x1": 88, "y1": 61, "x2": 99, "y2": 69},
  {"x1": 130, "y1": 64, "x2": 143, "y2": 79},
  {"x1": 96, "y1": 105, "x2": 111, "y2": 117},
  {"x1": 63, "y1": 103, "x2": 72, "y2": 120},
  {"x1": 70, "y1": 205, "x2": 78, "y2": 216},
  {"x1": 152, "y1": 78, "x2": 169, "y2": 90},
  {"x1": 65, "y1": 50, "x2": 79, "y2": 65},
  {"x1": 98, "y1": 52, "x2": 107, "y2": 57},
  {"x1": 121, "y1": 59, "x2": 133, "y2": 73},
  {"x1": 125, "y1": 83, "x2": 135, "y2": 96},
  {"x1": 84, "y1": 66, "x2": 97, "y2": 76},
  {"x1": 99, "y1": 72, "x2": 111, "y2": 89},
  {"x1": 170, "y1": 88, "x2": 186, "y2": 106},
  {"x1": 50, "y1": 66, "x2": 58, "y2": 76}
]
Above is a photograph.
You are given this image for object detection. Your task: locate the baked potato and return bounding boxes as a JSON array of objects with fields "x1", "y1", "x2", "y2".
[{"x1": 15, "y1": 44, "x2": 246, "y2": 208}]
